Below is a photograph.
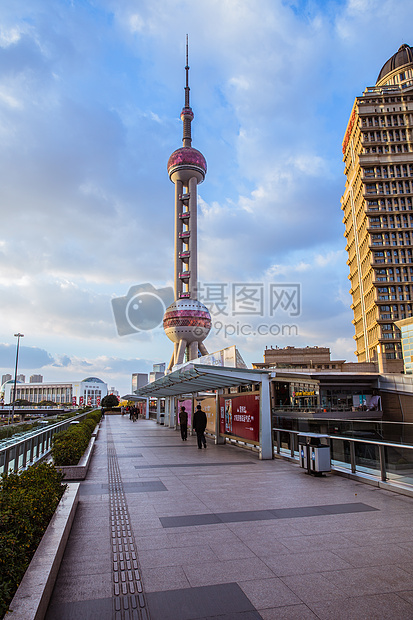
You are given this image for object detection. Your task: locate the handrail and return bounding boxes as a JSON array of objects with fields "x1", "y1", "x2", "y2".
[
  {"x1": 272, "y1": 426, "x2": 413, "y2": 487},
  {"x1": 0, "y1": 410, "x2": 96, "y2": 474},
  {"x1": 272, "y1": 427, "x2": 413, "y2": 450}
]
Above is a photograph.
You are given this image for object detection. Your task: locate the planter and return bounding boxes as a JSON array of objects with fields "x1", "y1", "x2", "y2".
[
  {"x1": 54, "y1": 424, "x2": 99, "y2": 481},
  {"x1": 5, "y1": 483, "x2": 80, "y2": 620}
]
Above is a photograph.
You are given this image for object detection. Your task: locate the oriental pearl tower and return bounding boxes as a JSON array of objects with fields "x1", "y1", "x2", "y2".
[{"x1": 163, "y1": 38, "x2": 211, "y2": 371}]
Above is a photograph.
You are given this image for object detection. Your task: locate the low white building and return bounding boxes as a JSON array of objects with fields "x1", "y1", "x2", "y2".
[{"x1": 1, "y1": 376, "x2": 107, "y2": 407}]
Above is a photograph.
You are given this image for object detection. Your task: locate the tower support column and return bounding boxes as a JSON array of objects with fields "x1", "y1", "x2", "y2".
[
  {"x1": 188, "y1": 175, "x2": 198, "y2": 299},
  {"x1": 174, "y1": 180, "x2": 183, "y2": 297}
]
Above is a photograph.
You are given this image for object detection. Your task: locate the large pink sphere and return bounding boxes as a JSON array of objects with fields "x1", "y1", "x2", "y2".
[
  {"x1": 167, "y1": 147, "x2": 207, "y2": 183},
  {"x1": 163, "y1": 299, "x2": 211, "y2": 344}
]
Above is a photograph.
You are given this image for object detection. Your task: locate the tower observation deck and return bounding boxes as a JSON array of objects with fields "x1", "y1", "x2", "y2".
[{"x1": 163, "y1": 38, "x2": 211, "y2": 370}]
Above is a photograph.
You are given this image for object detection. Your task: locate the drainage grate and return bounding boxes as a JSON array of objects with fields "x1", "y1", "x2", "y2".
[{"x1": 107, "y1": 431, "x2": 150, "y2": 620}]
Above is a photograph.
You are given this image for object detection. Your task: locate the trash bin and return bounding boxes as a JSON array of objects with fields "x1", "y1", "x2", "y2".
[
  {"x1": 298, "y1": 433, "x2": 330, "y2": 475},
  {"x1": 159, "y1": 413, "x2": 165, "y2": 425}
]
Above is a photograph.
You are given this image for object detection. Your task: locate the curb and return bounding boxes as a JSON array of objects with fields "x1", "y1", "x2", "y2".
[{"x1": 5, "y1": 482, "x2": 80, "y2": 620}]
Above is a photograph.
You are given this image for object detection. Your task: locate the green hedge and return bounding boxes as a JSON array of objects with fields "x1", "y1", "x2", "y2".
[
  {"x1": 51, "y1": 411, "x2": 101, "y2": 466},
  {"x1": 0, "y1": 463, "x2": 66, "y2": 617}
]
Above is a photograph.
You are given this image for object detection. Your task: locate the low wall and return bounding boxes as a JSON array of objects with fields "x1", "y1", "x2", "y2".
[{"x1": 5, "y1": 483, "x2": 80, "y2": 620}]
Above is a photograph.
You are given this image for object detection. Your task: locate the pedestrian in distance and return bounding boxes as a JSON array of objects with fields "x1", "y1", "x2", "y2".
[
  {"x1": 179, "y1": 406, "x2": 188, "y2": 441},
  {"x1": 193, "y1": 404, "x2": 207, "y2": 449}
]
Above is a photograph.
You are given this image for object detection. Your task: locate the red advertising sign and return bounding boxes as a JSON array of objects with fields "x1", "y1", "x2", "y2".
[
  {"x1": 219, "y1": 393, "x2": 260, "y2": 443},
  {"x1": 96, "y1": 397, "x2": 101, "y2": 406},
  {"x1": 87, "y1": 397, "x2": 92, "y2": 406},
  {"x1": 72, "y1": 396, "x2": 77, "y2": 406},
  {"x1": 79, "y1": 396, "x2": 84, "y2": 405}
]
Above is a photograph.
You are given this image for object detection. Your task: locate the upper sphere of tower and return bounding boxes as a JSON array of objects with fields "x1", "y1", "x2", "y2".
[
  {"x1": 181, "y1": 106, "x2": 194, "y2": 121},
  {"x1": 167, "y1": 146, "x2": 207, "y2": 183},
  {"x1": 376, "y1": 44, "x2": 413, "y2": 85}
]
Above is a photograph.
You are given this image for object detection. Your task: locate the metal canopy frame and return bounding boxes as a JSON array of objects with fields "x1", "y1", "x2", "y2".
[
  {"x1": 132, "y1": 364, "x2": 272, "y2": 398},
  {"x1": 121, "y1": 394, "x2": 149, "y2": 401}
]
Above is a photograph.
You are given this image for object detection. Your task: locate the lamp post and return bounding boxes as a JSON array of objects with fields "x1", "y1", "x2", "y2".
[{"x1": 10, "y1": 333, "x2": 24, "y2": 425}]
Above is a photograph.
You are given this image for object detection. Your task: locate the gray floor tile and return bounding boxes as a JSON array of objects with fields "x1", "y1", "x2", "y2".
[
  {"x1": 146, "y1": 583, "x2": 261, "y2": 620},
  {"x1": 259, "y1": 604, "x2": 319, "y2": 619},
  {"x1": 239, "y1": 577, "x2": 301, "y2": 608},
  {"x1": 280, "y1": 573, "x2": 347, "y2": 603},
  {"x1": 45, "y1": 596, "x2": 113, "y2": 620},
  {"x1": 263, "y1": 550, "x2": 353, "y2": 577},
  {"x1": 184, "y1": 558, "x2": 275, "y2": 587},
  {"x1": 307, "y1": 593, "x2": 413, "y2": 620}
]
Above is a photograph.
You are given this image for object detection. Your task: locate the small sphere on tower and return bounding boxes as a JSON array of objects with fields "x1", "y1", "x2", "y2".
[{"x1": 163, "y1": 299, "x2": 211, "y2": 344}]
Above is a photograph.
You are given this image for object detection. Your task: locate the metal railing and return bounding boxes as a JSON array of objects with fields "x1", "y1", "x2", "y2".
[
  {"x1": 0, "y1": 411, "x2": 92, "y2": 475},
  {"x1": 273, "y1": 427, "x2": 413, "y2": 490}
]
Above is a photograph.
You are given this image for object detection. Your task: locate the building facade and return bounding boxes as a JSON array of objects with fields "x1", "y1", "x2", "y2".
[
  {"x1": 395, "y1": 316, "x2": 413, "y2": 373},
  {"x1": 30, "y1": 374, "x2": 43, "y2": 383},
  {"x1": 341, "y1": 44, "x2": 413, "y2": 373},
  {"x1": 253, "y1": 346, "x2": 377, "y2": 372},
  {"x1": 1, "y1": 376, "x2": 107, "y2": 406}
]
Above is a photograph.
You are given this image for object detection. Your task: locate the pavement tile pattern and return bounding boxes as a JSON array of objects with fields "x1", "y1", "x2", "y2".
[
  {"x1": 107, "y1": 428, "x2": 150, "y2": 619},
  {"x1": 45, "y1": 416, "x2": 413, "y2": 620}
]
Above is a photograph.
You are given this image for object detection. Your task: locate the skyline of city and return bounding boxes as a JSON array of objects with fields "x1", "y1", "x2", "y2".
[{"x1": 0, "y1": 1, "x2": 413, "y2": 395}]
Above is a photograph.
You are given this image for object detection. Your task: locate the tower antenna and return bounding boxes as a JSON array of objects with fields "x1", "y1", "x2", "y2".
[{"x1": 185, "y1": 34, "x2": 190, "y2": 107}]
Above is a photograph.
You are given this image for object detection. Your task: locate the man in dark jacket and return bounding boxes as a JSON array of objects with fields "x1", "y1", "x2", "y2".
[
  {"x1": 193, "y1": 404, "x2": 207, "y2": 449},
  {"x1": 179, "y1": 406, "x2": 188, "y2": 441}
]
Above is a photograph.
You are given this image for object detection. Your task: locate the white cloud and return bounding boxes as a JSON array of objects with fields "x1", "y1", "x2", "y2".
[
  {"x1": 0, "y1": 26, "x2": 22, "y2": 47},
  {"x1": 129, "y1": 13, "x2": 145, "y2": 33}
]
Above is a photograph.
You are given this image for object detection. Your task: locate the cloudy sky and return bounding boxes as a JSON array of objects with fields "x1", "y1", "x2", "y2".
[{"x1": 0, "y1": 0, "x2": 412, "y2": 396}]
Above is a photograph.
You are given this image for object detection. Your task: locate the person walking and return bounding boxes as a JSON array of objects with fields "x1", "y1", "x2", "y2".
[
  {"x1": 193, "y1": 404, "x2": 207, "y2": 449},
  {"x1": 179, "y1": 406, "x2": 188, "y2": 441}
]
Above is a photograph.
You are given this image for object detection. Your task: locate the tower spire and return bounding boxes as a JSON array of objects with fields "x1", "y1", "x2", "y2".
[
  {"x1": 185, "y1": 34, "x2": 190, "y2": 105},
  {"x1": 181, "y1": 34, "x2": 193, "y2": 147}
]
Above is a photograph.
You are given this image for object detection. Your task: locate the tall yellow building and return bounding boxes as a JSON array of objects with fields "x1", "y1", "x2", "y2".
[{"x1": 341, "y1": 44, "x2": 413, "y2": 373}]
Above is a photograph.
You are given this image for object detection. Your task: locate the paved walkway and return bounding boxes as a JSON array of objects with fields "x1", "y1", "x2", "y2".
[{"x1": 46, "y1": 415, "x2": 413, "y2": 620}]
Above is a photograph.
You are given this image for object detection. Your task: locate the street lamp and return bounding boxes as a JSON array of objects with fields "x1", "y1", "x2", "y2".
[{"x1": 10, "y1": 333, "x2": 24, "y2": 425}]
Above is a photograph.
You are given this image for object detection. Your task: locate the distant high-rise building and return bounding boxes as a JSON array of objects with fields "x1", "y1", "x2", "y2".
[
  {"x1": 2, "y1": 373, "x2": 12, "y2": 384},
  {"x1": 30, "y1": 374, "x2": 43, "y2": 383},
  {"x1": 17, "y1": 374, "x2": 25, "y2": 383},
  {"x1": 341, "y1": 44, "x2": 413, "y2": 373},
  {"x1": 132, "y1": 373, "x2": 149, "y2": 392}
]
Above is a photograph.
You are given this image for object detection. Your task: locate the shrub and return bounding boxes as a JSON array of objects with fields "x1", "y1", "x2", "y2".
[
  {"x1": 0, "y1": 463, "x2": 66, "y2": 617},
  {"x1": 51, "y1": 411, "x2": 101, "y2": 466}
]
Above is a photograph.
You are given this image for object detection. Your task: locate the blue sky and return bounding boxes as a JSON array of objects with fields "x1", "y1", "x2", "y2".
[{"x1": 0, "y1": 0, "x2": 412, "y2": 396}]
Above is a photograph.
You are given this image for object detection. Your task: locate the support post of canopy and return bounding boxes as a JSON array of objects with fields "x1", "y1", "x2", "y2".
[
  {"x1": 259, "y1": 375, "x2": 273, "y2": 460},
  {"x1": 215, "y1": 389, "x2": 225, "y2": 444},
  {"x1": 169, "y1": 397, "x2": 176, "y2": 428}
]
